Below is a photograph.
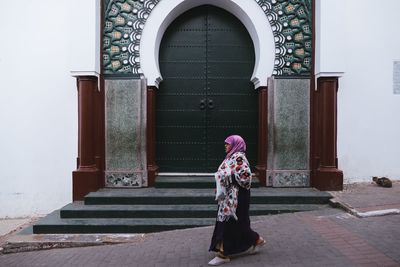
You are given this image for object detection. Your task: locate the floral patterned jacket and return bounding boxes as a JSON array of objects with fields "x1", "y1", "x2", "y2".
[{"x1": 214, "y1": 152, "x2": 252, "y2": 222}]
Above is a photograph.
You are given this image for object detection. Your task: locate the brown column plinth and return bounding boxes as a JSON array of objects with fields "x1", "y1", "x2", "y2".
[
  {"x1": 255, "y1": 86, "x2": 268, "y2": 187},
  {"x1": 312, "y1": 77, "x2": 343, "y2": 191},
  {"x1": 73, "y1": 76, "x2": 102, "y2": 200},
  {"x1": 72, "y1": 169, "x2": 100, "y2": 200},
  {"x1": 147, "y1": 86, "x2": 159, "y2": 186},
  {"x1": 315, "y1": 167, "x2": 343, "y2": 191}
]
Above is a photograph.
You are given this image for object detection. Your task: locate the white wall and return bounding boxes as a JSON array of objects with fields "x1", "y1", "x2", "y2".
[
  {"x1": 69, "y1": 0, "x2": 101, "y2": 73},
  {"x1": 1, "y1": 0, "x2": 399, "y2": 218},
  {"x1": 0, "y1": 0, "x2": 99, "y2": 218},
  {"x1": 317, "y1": 0, "x2": 400, "y2": 183}
]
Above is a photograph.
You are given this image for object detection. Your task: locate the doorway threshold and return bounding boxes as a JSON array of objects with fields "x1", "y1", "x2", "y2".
[
  {"x1": 158, "y1": 172, "x2": 257, "y2": 176},
  {"x1": 158, "y1": 173, "x2": 214, "y2": 176}
]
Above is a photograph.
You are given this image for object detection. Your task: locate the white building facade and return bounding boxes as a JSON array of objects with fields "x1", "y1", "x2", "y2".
[{"x1": 0, "y1": 0, "x2": 399, "y2": 218}]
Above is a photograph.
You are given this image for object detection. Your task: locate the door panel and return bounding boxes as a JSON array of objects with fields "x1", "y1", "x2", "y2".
[
  {"x1": 157, "y1": 5, "x2": 257, "y2": 172},
  {"x1": 208, "y1": 63, "x2": 254, "y2": 77},
  {"x1": 160, "y1": 48, "x2": 206, "y2": 62},
  {"x1": 160, "y1": 63, "x2": 205, "y2": 78}
]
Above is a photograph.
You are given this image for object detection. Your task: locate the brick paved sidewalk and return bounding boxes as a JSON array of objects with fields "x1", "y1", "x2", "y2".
[
  {"x1": 1, "y1": 208, "x2": 399, "y2": 267},
  {"x1": 329, "y1": 181, "x2": 400, "y2": 217}
]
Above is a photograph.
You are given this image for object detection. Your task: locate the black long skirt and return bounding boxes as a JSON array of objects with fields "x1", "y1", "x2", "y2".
[{"x1": 209, "y1": 185, "x2": 259, "y2": 256}]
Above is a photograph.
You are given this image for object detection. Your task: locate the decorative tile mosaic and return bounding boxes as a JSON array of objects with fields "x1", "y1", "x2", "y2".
[
  {"x1": 269, "y1": 171, "x2": 310, "y2": 187},
  {"x1": 106, "y1": 172, "x2": 142, "y2": 187},
  {"x1": 103, "y1": 0, "x2": 312, "y2": 76},
  {"x1": 256, "y1": 0, "x2": 312, "y2": 75}
]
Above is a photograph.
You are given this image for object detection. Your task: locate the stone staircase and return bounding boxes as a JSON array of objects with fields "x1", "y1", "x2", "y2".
[{"x1": 32, "y1": 176, "x2": 332, "y2": 234}]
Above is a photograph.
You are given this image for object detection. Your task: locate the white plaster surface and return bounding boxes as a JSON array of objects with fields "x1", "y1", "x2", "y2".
[
  {"x1": 69, "y1": 0, "x2": 101, "y2": 73},
  {"x1": 315, "y1": 0, "x2": 347, "y2": 75},
  {"x1": 316, "y1": 0, "x2": 400, "y2": 182},
  {"x1": 0, "y1": 0, "x2": 98, "y2": 217}
]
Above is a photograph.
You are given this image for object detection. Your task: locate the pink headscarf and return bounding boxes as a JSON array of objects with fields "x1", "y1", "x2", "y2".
[{"x1": 224, "y1": 135, "x2": 246, "y2": 159}]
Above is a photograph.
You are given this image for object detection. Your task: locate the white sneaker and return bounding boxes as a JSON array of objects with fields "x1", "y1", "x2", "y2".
[
  {"x1": 247, "y1": 245, "x2": 259, "y2": 255},
  {"x1": 248, "y1": 237, "x2": 266, "y2": 255},
  {"x1": 208, "y1": 256, "x2": 230, "y2": 266}
]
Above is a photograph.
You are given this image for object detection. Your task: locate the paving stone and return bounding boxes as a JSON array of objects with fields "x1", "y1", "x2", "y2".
[
  {"x1": 2, "y1": 182, "x2": 399, "y2": 266},
  {"x1": 3, "y1": 208, "x2": 399, "y2": 266}
]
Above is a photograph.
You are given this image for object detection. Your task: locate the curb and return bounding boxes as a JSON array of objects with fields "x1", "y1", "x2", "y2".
[
  {"x1": 357, "y1": 209, "x2": 400, "y2": 218},
  {"x1": 0, "y1": 233, "x2": 147, "y2": 255},
  {"x1": 329, "y1": 198, "x2": 400, "y2": 218},
  {"x1": 328, "y1": 198, "x2": 359, "y2": 217},
  {"x1": 0, "y1": 242, "x2": 104, "y2": 254}
]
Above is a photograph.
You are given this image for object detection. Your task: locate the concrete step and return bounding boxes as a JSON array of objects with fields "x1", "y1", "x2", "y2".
[
  {"x1": 154, "y1": 175, "x2": 260, "y2": 188},
  {"x1": 33, "y1": 187, "x2": 333, "y2": 234},
  {"x1": 60, "y1": 202, "x2": 327, "y2": 219},
  {"x1": 33, "y1": 211, "x2": 215, "y2": 234},
  {"x1": 34, "y1": 203, "x2": 330, "y2": 234},
  {"x1": 85, "y1": 188, "x2": 332, "y2": 205}
]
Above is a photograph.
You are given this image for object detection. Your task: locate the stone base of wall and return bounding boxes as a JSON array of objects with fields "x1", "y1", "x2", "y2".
[{"x1": 267, "y1": 170, "x2": 310, "y2": 187}]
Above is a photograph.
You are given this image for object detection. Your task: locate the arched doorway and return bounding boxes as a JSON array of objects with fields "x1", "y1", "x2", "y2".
[{"x1": 156, "y1": 5, "x2": 257, "y2": 172}]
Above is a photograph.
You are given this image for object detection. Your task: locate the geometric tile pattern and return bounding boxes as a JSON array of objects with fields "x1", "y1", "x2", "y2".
[
  {"x1": 256, "y1": 0, "x2": 312, "y2": 75},
  {"x1": 103, "y1": 0, "x2": 312, "y2": 76}
]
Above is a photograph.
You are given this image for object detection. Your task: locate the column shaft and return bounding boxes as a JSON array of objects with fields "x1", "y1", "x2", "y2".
[
  {"x1": 72, "y1": 76, "x2": 101, "y2": 200},
  {"x1": 314, "y1": 77, "x2": 343, "y2": 190},
  {"x1": 255, "y1": 86, "x2": 268, "y2": 186},
  {"x1": 147, "y1": 86, "x2": 158, "y2": 186}
]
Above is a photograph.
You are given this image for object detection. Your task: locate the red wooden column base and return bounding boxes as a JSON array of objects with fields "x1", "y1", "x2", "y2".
[
  {"x1": 254, "y1": 166, "x2": 267, "y2": 187},
  {"x1": 255, "y1": 86, "x2": 268, "y2": 186},
  {"x1": 315, "y1": 167, "x2": 343, "y2": 191},
  {"x1": 147, "y1": 166, "x2": 158, "y2": 187},
  {"x1": 147, "y1": 86, "x2": 159, "y2": 186},
  {"x1": 72, "y1": 76, "x2": 102, "y2": 200},
  {"x1": 312, "y1": 77, "x2": 343, "y2": 191},
  {"x1": 73, "y1": 169, "x2": 101, "y2": 200}
]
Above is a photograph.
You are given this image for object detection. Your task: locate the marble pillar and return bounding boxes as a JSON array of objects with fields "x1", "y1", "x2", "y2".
[
  {"x1": 267, "y1": 78, "x2": 310, "y2": 187},
  {"x1": 104, "y1": 78, "x2": 147, "y2": 187}
]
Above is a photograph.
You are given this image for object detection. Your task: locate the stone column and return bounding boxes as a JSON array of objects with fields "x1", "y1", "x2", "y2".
[
  {"x1": 255, "y1": 86, "x2": 268, "y2": 186},
  {"x1": 314, "y1": 77, "x2": 343, "y2": 190},
  {"x1": 268, "y1": 78, "x2": 311, "y2": 187},
  {"x1": 72, "y1": 75, "x2": 101, "y2": 200},
  {"x1": 104, "y1": 78, "x2": 147, "y2": 187}
]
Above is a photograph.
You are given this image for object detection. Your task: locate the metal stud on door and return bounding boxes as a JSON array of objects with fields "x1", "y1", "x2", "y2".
[{"x1": 157, "y1": 5, "x2": 257, "y2": 172}]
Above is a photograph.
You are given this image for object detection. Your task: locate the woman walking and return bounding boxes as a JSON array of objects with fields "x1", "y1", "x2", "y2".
[{"x1": 208, "y1": 135, "x2": 265, "y2": 265}]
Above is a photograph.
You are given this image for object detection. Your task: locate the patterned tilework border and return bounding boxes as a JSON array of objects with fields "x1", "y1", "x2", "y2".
[
  {"x1": 267, "y1": 171, "x2": 310, "y2": 187},
  {"x1": 103, "y1": 0, "x2": 312, "y2": 76},
  {"x1": 106, "y1": 171, "x2": 142, "y2": 187}
]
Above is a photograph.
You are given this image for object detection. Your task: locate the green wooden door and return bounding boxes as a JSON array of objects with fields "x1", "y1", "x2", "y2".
[{"x1": 157, "y1": 5, "x2": 257, "y2": 172}]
